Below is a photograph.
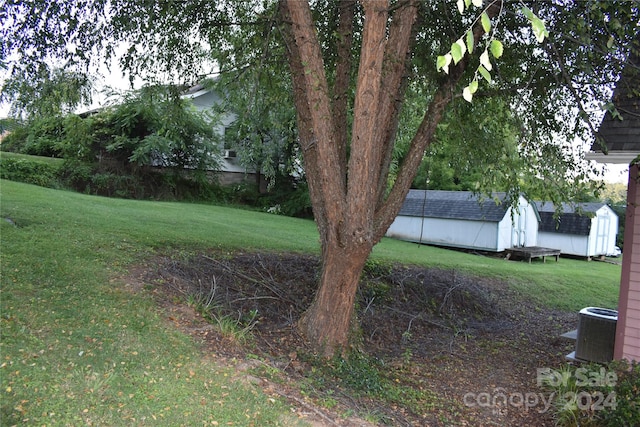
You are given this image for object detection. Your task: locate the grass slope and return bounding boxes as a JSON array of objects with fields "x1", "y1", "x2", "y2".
[
  {"x1": 0, "y1": 180, "x2": 622, "y2": 424},
  {"x1": 0, "y1": 152, "x2": 66, "y2": 165},
  {"x1": 373, "y1": 238, "x2": 621, "y2": 310},
  {"x1": 1, "y1": 180, "x2": 310, "y2": 426}
]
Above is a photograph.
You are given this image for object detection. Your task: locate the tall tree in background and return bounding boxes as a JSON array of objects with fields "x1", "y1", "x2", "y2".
[
  {"x1": 1, "y1": 68, "x2": 93, "y2": 119},
  {"x1": 2, "y1": 0, "x2": 638, "y2": 355}
]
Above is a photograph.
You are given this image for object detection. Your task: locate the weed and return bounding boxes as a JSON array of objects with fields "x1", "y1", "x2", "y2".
[
  {"x1": 363, "y1": 258, "x2": 393, "y2": 278},
  {"x1": 402, "y1": 346, "x2": 413, "y2": 364},
  {"x1": 361, "y1": 410, "x2": 389, "y2": 425},
  {"x1": 301, "y1": 350, "x2": 441, "y2": 420},
  {"x1": 185, "y1": 284, "x2": 259, "y2": 345},
  {"x1": 541, "y1": 361, "x2": 639, "y2": 427},
  {"x1": 248, "y1": 362, "x2": 283, "y2": 383},
  {"x1": 206, "y1": 309, "x2": 259, "y2": 345}
]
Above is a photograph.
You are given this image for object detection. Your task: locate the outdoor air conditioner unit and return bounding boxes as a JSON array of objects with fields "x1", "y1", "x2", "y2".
[
  {"x1": 574, "y1": 307, "x2": 617, "y2": 363},
  {"x1": 223, "y1": 150, "x2": 237, "y2": 159}
]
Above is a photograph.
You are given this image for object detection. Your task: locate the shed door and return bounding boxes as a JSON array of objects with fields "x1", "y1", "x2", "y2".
[
  {"x1": 511, "y1": 206, "x2": 527, "y2": 247},
  {"x1": 595, "y1": 213, "x2": 610, "y2": 255}
]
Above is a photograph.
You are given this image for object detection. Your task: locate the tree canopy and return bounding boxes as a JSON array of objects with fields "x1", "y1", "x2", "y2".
[
  {"x1": 2, "y1": 0, "x2": 639, "y2": 354},
  {"x1": 1, "y1": 67, "x2": 93, "y2": 119}
]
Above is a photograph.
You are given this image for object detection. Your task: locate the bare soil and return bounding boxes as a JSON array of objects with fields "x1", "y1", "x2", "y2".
[{"x1": 129, "y1": 251, "x2": 577, "y2": 426}]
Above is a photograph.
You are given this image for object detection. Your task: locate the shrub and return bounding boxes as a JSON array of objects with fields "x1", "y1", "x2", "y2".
[
  {"x1": 23, "y1": 116, "x2": 67, "y2": 157},
  {"x1": 260, "y1": 178, "x2": 313, "y2": 218},
  {"x1": 597, "y1": 360, "x2": 640, "y2": 427},
  {"x1": 0, "y1": 125, "x2": 30, "y2": 153},
  {"x1": 58, "y1": 160, "x2": 95, "y2": 192},
  {"x1": 0, "y1": 156, "x2": 62, "y2": 188}
]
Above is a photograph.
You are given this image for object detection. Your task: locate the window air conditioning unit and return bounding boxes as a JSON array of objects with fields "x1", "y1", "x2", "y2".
[
  {"x1": 223, "y1": 150, "x2": 237, "y2": 159},
  {"x1": 574, "y1": 307, "x2": 617, "y2": 363}
]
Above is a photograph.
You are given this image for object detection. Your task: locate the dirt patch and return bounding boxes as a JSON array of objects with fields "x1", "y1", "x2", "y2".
[{"x1": 131, "y1": 251, "x2": 577, "y2": 426}]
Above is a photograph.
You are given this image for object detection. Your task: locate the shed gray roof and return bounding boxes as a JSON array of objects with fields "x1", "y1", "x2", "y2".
[
  {"x1": 399, "y1": 190, "x2": 510, "y2": 222},
  {"x1": 534, "y1": 202, "x2": 607, "y2": 235}
]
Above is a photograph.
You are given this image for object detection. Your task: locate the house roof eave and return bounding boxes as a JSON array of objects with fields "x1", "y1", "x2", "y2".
[{"x1": 585, "y1": 151, "x2": 638, "y2": 165}]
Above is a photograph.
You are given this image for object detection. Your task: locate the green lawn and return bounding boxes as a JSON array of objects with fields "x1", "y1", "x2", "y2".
[
  {"x1": 0, "y1": 180, "x2": 310, "y2": 426},
  {"x1": 372, "y1": 238, "x2": 621, "y2": 310},
  {"x1": 0, "y1": 179, "x2": 622, "y2": 425},
  {"x1": 0, "y1": 152, "x2": 66, "y2": 165}
]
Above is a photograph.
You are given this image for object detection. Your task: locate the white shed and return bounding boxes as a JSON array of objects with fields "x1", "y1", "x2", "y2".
[
  {"x1": 534, "y1": 202, "x2": 619, "y2": 258},
  {"x1": 386, "y1": 190, "x2": 539, "y2": 252}
]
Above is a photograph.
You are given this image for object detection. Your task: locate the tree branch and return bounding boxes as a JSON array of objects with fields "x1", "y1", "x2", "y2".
[
  {"x1": 373, "y1": 0, "x2": 419, "y2": 209},
  {"x1": 280, "y1": 0, "x2": 347, "y2": 250},
  {"x1": 373, "y1": 0, "x2": 504, "y2": 239},
  {"x1": 543, "y1": 40, "x2": 602, "y2": 138},
  {"x1": 345, "y1": 0, "x2": 390, "y2": 241},
  {"x1": 332, "y1": 0, "x2": 357, "y2": 180}
]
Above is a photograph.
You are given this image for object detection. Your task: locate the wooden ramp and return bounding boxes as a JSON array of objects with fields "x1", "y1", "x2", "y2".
[{"x1": 505, "y1": 246, "x2": 561, "y2": 263}]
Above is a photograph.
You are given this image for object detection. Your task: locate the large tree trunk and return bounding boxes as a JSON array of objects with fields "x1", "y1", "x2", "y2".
[
  {"x1": 299, "y1": 238, "x2": 372, "y2": 357},
  {"x1": 281, "y1": 0, "x2": 499, "y2": 356}
]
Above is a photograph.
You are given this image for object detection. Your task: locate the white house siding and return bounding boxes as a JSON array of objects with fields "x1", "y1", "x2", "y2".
[
  {"x1": 386, "y1": 191, "x2": 538, "y2": 252},
  {"x1": 181, "y1": 85, "x2": 266, "y2": 188}
]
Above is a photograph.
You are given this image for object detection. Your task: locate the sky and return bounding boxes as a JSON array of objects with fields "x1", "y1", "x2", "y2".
[{"x1": 601, "y1": 163, "x2": 629, "y2": 184}]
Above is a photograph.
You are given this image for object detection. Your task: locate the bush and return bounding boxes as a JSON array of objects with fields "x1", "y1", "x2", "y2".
[
  {"x1": 58, "y1": 160, "x2": 95, "y2": 192},
  {"x1": 597, "y1": 360, "x2": 640, "y2": 427},
  {"x1": 0, "y1": 156, "x2": 62, "y2": 188},
  {"x1": 0, "y1": 125, "x2": 30, "y2": 153},
  {"x1": 260, "y1": 178, "x2": 313, "y2": 218}
]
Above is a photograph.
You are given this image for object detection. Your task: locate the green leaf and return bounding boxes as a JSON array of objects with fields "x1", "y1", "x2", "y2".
[
  {"x1": 521, "y1": 6, "x2": 534, "y2": 20},
  {"x1": 606, "y1": 36, "x2": 614, "y2": 49},
  {"x1": 436, "y1": 54, "x2": 452, "y2": 74},
  {"x1": 457, "y1": 39, "x2": 467, "y2": 56},
  {"x1": 478, "y1": 65, "x2": 492, "y2": 83},
  {"x1": 468, "y1": 79, "x2": 479, "y2": 94},
  {"x1": 531, "y1": 17, "x2": 548, "y2": 43},
  {"x1": 466, "y1": 30, "x2": 474, "y2": 54},
  {"x1": 465, "y1": 0, "x2": 472, "y2": 7},
  {"x1": 481, "y1": 12, "x2": 491, "y2": 33},
  {"x1": 451, "y1": 42, "x2": 463, "y2": 65},
  {"x1": 490, "y1": 40, "x2": 503, "y2": 58},
  {"x1": 480, "y1": 50, "x2": 492, "y2": 71},
  {"x1": 463, "y1": 86, "x2": 473, "y2": 102}
]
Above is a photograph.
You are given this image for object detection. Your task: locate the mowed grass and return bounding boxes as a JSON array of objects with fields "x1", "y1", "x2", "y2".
[
  {"x1": 1, "y1": 180, "x2": 314, "y2": 426},
  {"x1": 0, "y1": 179, "x2": 622, "y2": 425},
  {"x1": 0, "y1": 152, "x2": 66, "y2": 165}
]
